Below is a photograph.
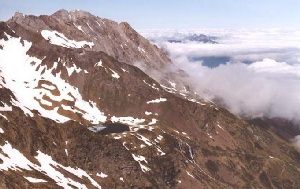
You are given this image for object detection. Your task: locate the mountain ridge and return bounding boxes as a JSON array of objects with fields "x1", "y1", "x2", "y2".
[{"x1": 8, "y1": 9, "x2": 171, "y2": 69}]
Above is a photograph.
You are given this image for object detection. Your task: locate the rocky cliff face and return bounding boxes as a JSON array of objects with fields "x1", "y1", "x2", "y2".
[
  {"x1": 9, "y1": 10, "x2": 171, "y2": 69},
  {"x1": 0, "y1": 10, "x2": 299, "y2": 189}
]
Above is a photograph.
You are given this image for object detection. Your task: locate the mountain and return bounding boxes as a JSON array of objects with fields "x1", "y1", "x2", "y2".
[
  {"x1": 248, "y1": 117, "x2": 300, "y2": 141},
  {"x1": 0, "y1": 10, "x2": 299, "y2": 189},
  {"x1": 166, "y1": 34, "x2": 217, "y2": 44},
  {"x1": 145, "y1": 31, "x2": 218, "y2": 44},
  {"x1": 9, "y1": 10, "x2": 171, "y2": 69}
]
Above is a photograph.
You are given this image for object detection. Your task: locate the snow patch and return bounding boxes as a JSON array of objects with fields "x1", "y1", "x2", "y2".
[
  {"x1": 109, "y1": 69, "x2": 120, "y2": 79},
  {"x1": 0, "y1": 35, "x2": 106, "y2": 124},
  {"x1": 148, "y1": 118, "x2": 158, "y2": 125},
  {"x1": 65, "y1": 64, "x2": 82, "y2": 76},
  {"x1": 186, "y1": 171, "x2": 195, "y2": 179},
  {"x1": 0, "y1": 141, "x2": 102, "y2": 188},
  {"x1": 157, "y1": 135, "x2": 163, "y2": 140},
  {"x1": 146, "y1": 98, "x2": 167, "y2": 104},
  {"x1": 36, "y1": 151, "x2": 101, "y2": 189},
  {"x1": 143, "y1": 80, "x2": 160, "y2": 91},
  {"x1": 132, "y1": 154, "x2": 151, "y2": 172},
  {"x1": 207, "y1": 133, "x2": 213, "y2": 139},
  {"x1": 145, "y1": 111, "x2": 152, "y2": 115},
  {"x1": 121, "y1": 68, "x2": 128, "y2": 72},
  {"x1": 168, "y1": 81, "x2": 176, "y2": 88},
  {"x1": 41, "y1": 30, "x2": 93, "y2": 48},
  {"x1": 24, "y1": 176, "x2": 47, "y2": 183},
  {"x1": 217, "y1": 122, "x2": 224, "y2": 130},
  {"x1": 97, "y1": 172, "x2": 108, "y2": 178},
  {"x1": 113, "y1": 135, "x2": 122, "y2": 140},
  {"x1": 65, "y1": 149, "x2": 68, "y2": 156},
  {"x1": 138, "y1": 47, "x2": 146, "y2": 53},
  {"x1": 0, "y1": 142, "x2": 33, "y2": 171},
  {"x1": 73, "y1": 24, "x2": 86, "y2": 34},
  {"x1": 135, "y1": 133, "x2": 152, "y2": 146},
  {"x1": 111, "y1": 116, "x2": 145, "y2": 126},
  {"x1": 0, "y1": 103, "x2": 12, "y2": 111},
  {"x1": 94, "y1": 60, "x2": 103, "y2": 67}
]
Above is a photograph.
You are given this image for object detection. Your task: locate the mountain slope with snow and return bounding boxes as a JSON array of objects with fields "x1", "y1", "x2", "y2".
[{"x1": 0, "y1": 11, "x2": 299, "y2": 189}]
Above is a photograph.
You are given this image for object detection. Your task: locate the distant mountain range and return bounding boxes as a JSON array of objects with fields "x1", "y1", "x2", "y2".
[
  {"x1": 166, "y1": 34, "x2": 218, "y2": 44},
  {"x1": 147, "y1": 32, "x2": 218, "y2": 44}
]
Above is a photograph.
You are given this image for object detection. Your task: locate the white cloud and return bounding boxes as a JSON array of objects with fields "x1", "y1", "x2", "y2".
[
  {"x1": 177, "y1": 58, "x2": 300, "y2": 122},
  {"x1": 143, "y1": 29, "x2": 300, "y2": 125},
  {"x1": 144, "y1": 29, "x2": 300, "y2": 64}
]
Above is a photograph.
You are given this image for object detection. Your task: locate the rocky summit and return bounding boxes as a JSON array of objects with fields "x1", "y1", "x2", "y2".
[{"x1": 0, "y1": 10, "x2": 299, "y2": 189}]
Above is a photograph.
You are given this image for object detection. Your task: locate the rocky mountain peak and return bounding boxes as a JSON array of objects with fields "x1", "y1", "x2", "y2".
[
  {"x1": 52, "y1": 9, "x2": 94, "y2": 20},
  {"x1": 10, "y1": 12, "x2": 26, "y2": 22},
  {"x1": 7, "y1": 10, "x2": 171, "y2": 71},
  {"x1": 12, "y1": 11, "x2": 24, "y2": 19}
]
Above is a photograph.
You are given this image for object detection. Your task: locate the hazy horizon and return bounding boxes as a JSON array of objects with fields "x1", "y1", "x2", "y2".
[{"x1": 1, "y1": 0, "x2": 300, "y2": 30}]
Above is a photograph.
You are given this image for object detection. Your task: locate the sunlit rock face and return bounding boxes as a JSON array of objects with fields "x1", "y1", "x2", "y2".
[{"x1": 9, "y1": 9, "x2": 171, "y2": 69}]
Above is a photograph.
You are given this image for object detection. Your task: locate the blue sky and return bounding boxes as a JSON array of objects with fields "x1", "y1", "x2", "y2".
[{"x1": 1, "y1": 0, "x2": 300, "y2": 29}]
